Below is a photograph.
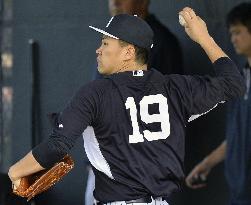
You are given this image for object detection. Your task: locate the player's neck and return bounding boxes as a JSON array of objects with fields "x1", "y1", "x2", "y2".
[{"x1": 115, "y1": 61, "x2": 147, "y2": 73}]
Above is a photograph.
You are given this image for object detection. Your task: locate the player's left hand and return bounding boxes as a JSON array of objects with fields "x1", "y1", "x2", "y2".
[
  {"x1": 9, "y1": 175, "x2": 21, "y2": 190},
  {"x1": 12, "y1": 179, "x2": 21, "y2": 190},
  {"x1": 8, "y1": 167, "x2": 21, "y2": 189}
]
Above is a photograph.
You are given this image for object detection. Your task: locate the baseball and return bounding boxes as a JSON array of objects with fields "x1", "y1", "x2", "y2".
[{"x1": 179, "y1": 14, "x2": 186, "y2": 26}]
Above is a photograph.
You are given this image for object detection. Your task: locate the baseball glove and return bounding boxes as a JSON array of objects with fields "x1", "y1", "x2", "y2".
[{"x1": 13, "y1": 155, "x2": 74, "y2": 201}]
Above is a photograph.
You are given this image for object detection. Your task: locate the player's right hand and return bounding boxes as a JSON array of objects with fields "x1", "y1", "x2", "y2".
[
  {"x1": 185, "y1": 160, "x2": 211, "y2": 189},
  {"x1": 179, "y1": 7, "x2": 211, "y2": 45}
]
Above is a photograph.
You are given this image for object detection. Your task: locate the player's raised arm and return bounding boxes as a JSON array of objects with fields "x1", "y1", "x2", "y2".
[
  {"x1": 179, "y1": 7, "x2": 228, "y2": 63},
  {"x1": 173, "y1": 7, "x2": 246, "y2": 120}
]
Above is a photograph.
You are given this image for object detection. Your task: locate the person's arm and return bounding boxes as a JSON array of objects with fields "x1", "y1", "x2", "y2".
[
  {"x1": 8, "y1": 83, "x2": 100, "y2": 188},
  {"x1": 8, "y1": 151, "x2": 45, "y2": 188},
  {"x1": 172, "y1": 8, "x2": 245, "y2": 121},
  {"x1": 185, "y1": 140, "x2": 227, "y2": 189},
  {"x1": 202, "y1": 140, "x2": 227, "y2": 167},
  {"x1": 179, "y1": 7, "x2": 227, "y2": 63}
]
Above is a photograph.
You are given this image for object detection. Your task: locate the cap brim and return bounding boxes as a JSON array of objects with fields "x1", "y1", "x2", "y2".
[{"x1": 89, "y1": 26, "x2": 119, "y2": 39}]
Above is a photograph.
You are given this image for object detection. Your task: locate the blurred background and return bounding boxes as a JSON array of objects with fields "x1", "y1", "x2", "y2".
[{"x1": 0, "y1": 0, "x2": 249, "y2": 204}]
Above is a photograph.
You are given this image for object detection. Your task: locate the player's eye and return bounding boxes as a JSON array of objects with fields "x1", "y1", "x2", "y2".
[{"x1": 232, "y1": 30, "x2": 240, "y2": 35}]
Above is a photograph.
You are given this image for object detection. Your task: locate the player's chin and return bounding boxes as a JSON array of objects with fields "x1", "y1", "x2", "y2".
[
  {"x1": 234, "y1": 47, "x2": 244, "y2": 55},
  {"x1": 97, "y1": 66, "x2": 106, "y2": 75}
]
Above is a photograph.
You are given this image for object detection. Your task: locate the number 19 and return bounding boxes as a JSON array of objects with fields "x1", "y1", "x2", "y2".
[{"x1": 125, "y1": 94, "x2": 170, "y2": 143}]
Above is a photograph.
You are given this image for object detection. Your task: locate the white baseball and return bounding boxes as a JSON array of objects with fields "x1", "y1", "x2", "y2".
[{"x1": 179, "y1": 14, "x2": 186, "y2": 26}]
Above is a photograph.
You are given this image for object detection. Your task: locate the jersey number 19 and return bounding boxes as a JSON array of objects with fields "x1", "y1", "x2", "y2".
[{"x1": 125, "y1": 94, "x2": 170, "y2": 143}]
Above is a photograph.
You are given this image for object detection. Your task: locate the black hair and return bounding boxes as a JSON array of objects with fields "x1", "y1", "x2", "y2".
[{"x1": 226, "y1": 2, "x2": 251, "y2": 33}]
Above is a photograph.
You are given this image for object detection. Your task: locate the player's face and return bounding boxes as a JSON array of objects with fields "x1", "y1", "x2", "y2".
[
  {"x1": 229, "y1": 23, "x2": 251, "y2": 56},
  {"x1": 108, "y1": 0, "x2": 140, "y2": 16},
  {"x1": 96, "y1": 36, "x2": 125, "y2": 75}
]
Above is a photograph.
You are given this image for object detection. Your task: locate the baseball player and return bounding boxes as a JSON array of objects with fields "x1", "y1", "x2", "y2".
[{"x1": 8, "y1": 7, "x2": 245, "y2": 205}]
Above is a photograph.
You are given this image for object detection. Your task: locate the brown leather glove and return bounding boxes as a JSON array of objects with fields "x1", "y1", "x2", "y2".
[{"x1": 13, "y1": 155, "x2": 74, "y2": 201}]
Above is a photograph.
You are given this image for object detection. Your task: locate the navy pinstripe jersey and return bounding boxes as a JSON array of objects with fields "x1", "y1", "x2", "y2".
[{"x1": 32, "y1": 57, "x2": 245, "y2": 202}]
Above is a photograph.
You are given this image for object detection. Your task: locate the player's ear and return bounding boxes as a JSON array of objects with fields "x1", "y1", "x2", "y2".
[{"x1": 123, "y1": 45, "x2": 136, "y2": 61}]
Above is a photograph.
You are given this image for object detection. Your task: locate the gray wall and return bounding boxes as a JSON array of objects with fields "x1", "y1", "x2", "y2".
[{"x1": 11, "y1": 0, "x2": 249, "y2": 205}]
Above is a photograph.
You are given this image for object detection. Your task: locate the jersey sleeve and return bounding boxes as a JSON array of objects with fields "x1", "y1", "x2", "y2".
[
  {"x1": 32, "y1": 82, "x2": 101, "y2": 168},
  {"x1": 166, "y1": 57, "x2": 246, "y2": 122}
]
